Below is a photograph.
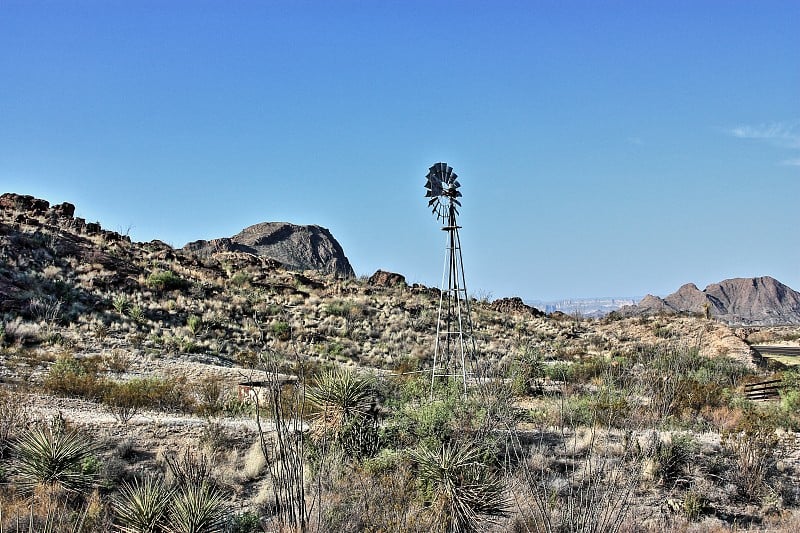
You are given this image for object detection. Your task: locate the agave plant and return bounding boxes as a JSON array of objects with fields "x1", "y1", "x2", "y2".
[
  {"x1": 12, "y1": 425, "x2": 99, "y2": 494},
  {"x1": 164, "y1": 482, "x2": 227, "y2": 533},
  {"x1": 410, "y1": 440, "x2": 509, "y2": 533},
  {"x1": 112, "y1": 476, "x2": 173, "y2": 533},
  {"x1": 306, "y1": 368, "x2": 378, "y2": 457}
]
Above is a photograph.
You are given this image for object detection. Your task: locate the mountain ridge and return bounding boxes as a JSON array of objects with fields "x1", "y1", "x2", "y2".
[{"x1": 620, "y1": 276, "x2": 800, "y2": 325}]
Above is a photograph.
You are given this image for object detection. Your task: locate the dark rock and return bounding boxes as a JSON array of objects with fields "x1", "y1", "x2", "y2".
[
  {"x1": 85, "y1": 222, "x2": 101, "y2": 235},
  {"x1": 183, "y1": 222, "x2": 355, "y2": 278},
  {"x1": 368, "y1": 270, "x2": 407, "y2": 288},
  {"x1": 294, "y1": 273, "x2": 325, "y2": 290},
  {"x1": 50, "y1": 202, "x2": 75, "y2": 218},
  {"x1": 0, "y1": 193, "x2": 50, "y2": 214},
  {"x1": 490, "y1": 297, "x2": 544, "y2": 316}
]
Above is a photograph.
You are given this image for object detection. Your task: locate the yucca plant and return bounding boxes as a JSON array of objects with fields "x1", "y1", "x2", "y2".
[
  {"x1": 306, "y1": 368, "x2": 379, "y2": 458},
  {"x1": 164, "y1": 482, "x2": 227, "y2": 533},
  {"x1": 112, "y1": 477, "x2": 173, "y2": 533},
  {"x1": 12, "y1": 425, "x2": 98, "y2": 494},
  {"x1": 410, "y1": 440, "x2": 509, "y2": 533}
]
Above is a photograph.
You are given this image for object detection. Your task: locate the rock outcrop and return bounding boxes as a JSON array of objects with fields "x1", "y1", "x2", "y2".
[
  {"x1": 490, "y1": 297, "x2": 544, "y2": 317},
  {"x1": 368, "y1": 270, "x2": 407, "y2": 288},
  {"x1": 620, "y1": 276, "x2": 800, "y2": 325},
  {"x1": 183, "y1": 222, "x2": 355, "y2": 278}
]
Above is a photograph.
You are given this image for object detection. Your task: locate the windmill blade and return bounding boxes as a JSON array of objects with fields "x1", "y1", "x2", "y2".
[{"x1": 453, "y1": 199, "x2": 462, "y2": 207}]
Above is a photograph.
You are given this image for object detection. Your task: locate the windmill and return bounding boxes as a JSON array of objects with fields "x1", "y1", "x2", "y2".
[{"x1": 424, "y1": 162, "x2": 478, "y2": 395}]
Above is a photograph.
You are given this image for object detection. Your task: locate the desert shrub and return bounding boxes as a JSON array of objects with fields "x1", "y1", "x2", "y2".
[
  {"x1": 544, "y1": 362, "x2": 573, "y2": 382},
  {"x1": 228, "y1": 271, "x2": 251, "y2": 287},
  {"x1": 571, "y1": 356, "x2": 610, "y2": 383},
  {"x1": 147, "y1": 270, "x2": 188, "y2": 292},
  {"x1": 682, "y1": 489, "x2": 710, "y2": 522},
  {"x1": 195, "y1": 376, "x2": 228, "y2": 417},
  {"x1": 102, "y1": 376, "x2": 195, "y2": 415},
  {"x1": 0, "y1": 389, "x2": 31, "y2": 458},
  {"x1": 127, "y1": 304, "x2": 146, "y2": 324},
  {"x1": 144, "y1": 376, "x2": 196, "y2": 414},
  {"x1": 229, "y1": 511, "x2": 261, "y2": 533},
  {"x1": 513, "y1": 433, "x2": 639, "y2": 533},
  {"x1": 103, "y1": 349, "x2": 130, "y2": 373},
  {"x1": 186, "y1": 314, "x2": 203, "y2": 335},
  {"x1": 112, "y1": 294, "x2": 130, "y2": 314},
  {"x1": 383, "y1": 377, "x2": 482, "y2": 450},
  {"x1": 43, "y1": 355, "x2": 109, "y2": 400},
  {"x1": 316, "y1": 459, "x2": 427, "y2": 532},
  {"x1": 270, "y1": 320, "x2": 291, "y2": 341},
  {"x1": 722, "y1": 411, "x2": 779, "y2": 501},
  {"x1": 649, "y1": 432, "x2": 696, "y2": 487},
  {"x1": 324, "y1": 300, "x2": 354, "y2": 317},
  {"x1": 632, "y1": 345, "x2": 750, "y2": 423},
  {"x1": 510, "y1": 345, "x2": 545, "y2": 395},
  {"x1": 104, "y1": 379, "x2": 153, "y2": 424},
  {"x1": 781, "y1": 370, "x2": 800, "y2": 414},
  {"x1": 12, "y1": 425, "x2": 99, "y2": 495},
  {"x1": 410, "y1": 440, "x2": 509, "y2": 533}
]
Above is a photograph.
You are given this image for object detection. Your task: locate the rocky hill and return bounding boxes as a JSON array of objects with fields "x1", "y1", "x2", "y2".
[
  {"x1": 183, "y1": 222, "x2": 355, "y2": 278},
  {"x1": 621, "y1": 276, "x2": 800, "y2": 325}
]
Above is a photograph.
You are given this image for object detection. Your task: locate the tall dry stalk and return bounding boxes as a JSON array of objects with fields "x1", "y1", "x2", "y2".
[{"x1": 254, "y1": 351, "x2": 311, "y2": 532}]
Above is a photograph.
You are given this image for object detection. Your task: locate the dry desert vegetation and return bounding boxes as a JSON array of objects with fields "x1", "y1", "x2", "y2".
[{"x1": 0, "y1": 194, "x2": 799, "y2": 532}]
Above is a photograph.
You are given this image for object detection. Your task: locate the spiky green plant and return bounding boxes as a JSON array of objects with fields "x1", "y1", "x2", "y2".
[
  {"x1": 164, "y1": 482, "x2": 227, "y2": 533},
  {"x1": 306, "y1": 368, "x2": 378, "y2": 457},
  {"x1": 410, "y1": 441, "x2": 509, "y2": 533},
  {"x1": 112, "y1": 477, "x2": 173, "y2": 533},
  {"x1": 12, "y1": 426, "x2": 99, "y2": 494}
]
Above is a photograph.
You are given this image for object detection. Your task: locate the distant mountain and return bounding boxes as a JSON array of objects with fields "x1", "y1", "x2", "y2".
[
  {"x1": 183, "y1": 222, "x2": 355, "y2": 278},
  {"x1": 619, "y1": 276, "x2": 800, "y2": 325},
  {"x1": 527, "y1": 297, "x2": 639, "y2": 318}
]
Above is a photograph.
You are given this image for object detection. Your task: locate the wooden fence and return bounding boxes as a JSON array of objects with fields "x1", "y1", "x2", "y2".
[{"x1": 743, "y1": 378, "x2": 783, "y2": 401}]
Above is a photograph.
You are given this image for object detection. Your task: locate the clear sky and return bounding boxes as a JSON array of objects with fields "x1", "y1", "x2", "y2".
[{"x1": 1, "y1": 1, "x2": 798, "y2": 301}]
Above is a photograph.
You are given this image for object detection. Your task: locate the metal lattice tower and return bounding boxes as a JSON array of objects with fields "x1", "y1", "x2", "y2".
[{"x1": 424, "y1": 162, "x2": 478, "y2": 396}]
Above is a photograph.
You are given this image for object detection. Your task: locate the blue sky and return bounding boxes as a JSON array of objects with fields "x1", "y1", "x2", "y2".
[{"x1": 1, "y1": 1, "x2": 798, "y2": 301}]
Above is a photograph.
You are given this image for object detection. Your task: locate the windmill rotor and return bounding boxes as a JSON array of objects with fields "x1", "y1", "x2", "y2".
[{"x1": 425, "y1": 162, "x2": 463, "y2": 221}]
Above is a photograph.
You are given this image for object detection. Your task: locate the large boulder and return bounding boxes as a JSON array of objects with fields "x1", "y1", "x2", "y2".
[
  {"x1": 183, "y1": 222, "x2": 355, "y2": 278},
  {"x1": 368, "y1": 270, "x2": 407, "y2": 288}
]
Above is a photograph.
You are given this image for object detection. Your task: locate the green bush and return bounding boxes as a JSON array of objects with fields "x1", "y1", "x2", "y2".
[
  {"x1": 324, "y1": 300, "x2": 354, "y2": 317},
  {"x1": 229, "y1": 511, "x2": 262, "y2": 533},
  {"x1": 187, "y1": 314, "x2": 203, "y2": 335},
  {"x1": 43, "y1": 355, "x2": 109, "y2": 400},
  {"x1": 147, "y1": 270, "x2": 188, "y2": 292},
  {"x1": 270, "y1": 321, "x2": 291, "y2": 341}
]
